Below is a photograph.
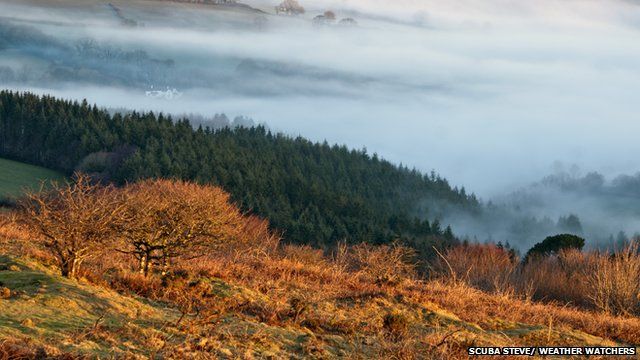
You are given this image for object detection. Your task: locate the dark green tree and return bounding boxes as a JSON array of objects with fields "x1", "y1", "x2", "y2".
[{"x1": 525, "y1": 234, "x2": 585, "y2": 262}]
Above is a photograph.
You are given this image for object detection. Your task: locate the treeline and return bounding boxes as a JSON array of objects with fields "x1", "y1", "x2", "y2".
[{"x1": 0, "y1": 90, "x2": 480, "y2": 250}]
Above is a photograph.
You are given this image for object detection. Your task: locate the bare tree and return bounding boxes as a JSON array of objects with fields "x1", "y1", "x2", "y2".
[
  {"x1": 19, "y1": 174, "x2": 121, "y2": 278},
  {"x1": 115, "y1": 179, "x2": 246, "y2": 276}
]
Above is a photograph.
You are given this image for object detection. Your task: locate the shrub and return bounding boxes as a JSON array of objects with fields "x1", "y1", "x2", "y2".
[
  {"x1": 0, "y1": 287, "x2": 10, "y2": 299},
  {"x1": 348, "y1": 242, "x2": 416, "y2": 285},
  {"x1": 0, "y1": 214, "x2": 32, "y2": 242},
  {"x1": 525, "y1": 234, "x2": 585, "y2": 262},
  {"x1": 586, "y1": 242, "x2": 640, "y2": 316},
  {"x1": 517, "y1": 249, "x2": 591, "y2": 305},
  {"x1": 281, "y1": 244, "x2": 326, "y2": 266},
  {"x1": 382, "y1": 312, "x2": 410, "y2": 340},
  {"x1": 0, "y1": 340, "x2": 47, "y2": 359},
  {"x1": 435, "y1": 243, "x2": 517, "y2": 294}
]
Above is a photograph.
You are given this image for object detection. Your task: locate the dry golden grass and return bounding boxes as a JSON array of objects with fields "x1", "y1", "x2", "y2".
[
  {"x1": 586, "y1": 243, "x2": 640, "y2": 316},
  {"x1": 433, "y1": 243, "x2": 517, "y2": 295},
  {"x1": 437, "y1": 242, "x2": 640, "y2": 320},
  {"x1": 0, "y1": 214, "x2": 31, "y2": 243},
  {"x1": 93, "y1": 238, "x2": 640, "y2": 348},
  {"x1": 516, "y1": 249, "x2": 590, "y2": 305},
  {"x1": 428, "y1": 242, "x2": 640, "y2": 347},
  {"x1": 2, "y1": 200, "x2": 640, "y2": 358},
  {"x1": 413, "y1": 280, "x2": 640, "y2": 345}
]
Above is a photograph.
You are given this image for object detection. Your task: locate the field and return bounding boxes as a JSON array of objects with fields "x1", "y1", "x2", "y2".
[{"x1": 0, "y1": 158, "x2": 66, "y2": 199}]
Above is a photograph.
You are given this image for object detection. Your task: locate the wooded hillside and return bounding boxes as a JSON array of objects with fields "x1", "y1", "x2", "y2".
[{"x1": 0, "y1": 91, "x2": 480, "y2": 249}]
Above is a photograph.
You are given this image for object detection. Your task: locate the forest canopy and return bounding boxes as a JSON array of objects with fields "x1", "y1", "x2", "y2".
[{"x1": 0, "y1": 91, "x2": 480, "y2": 251}]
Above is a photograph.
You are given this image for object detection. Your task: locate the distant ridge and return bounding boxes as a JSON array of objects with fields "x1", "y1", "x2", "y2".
[{"x1": 158, "y1": 0, "x2": 267, "y2": 13}]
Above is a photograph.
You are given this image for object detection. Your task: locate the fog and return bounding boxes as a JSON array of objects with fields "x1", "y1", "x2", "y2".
[
  {"x1": 1, "y1": 0, "x2": 639, "y2": 248},
  {"x1": 445, "y1": 166, "x2": 640, "y2": 251},
  {"x1": 498, "y1": 167, "x2": 640, "y2": 242}
]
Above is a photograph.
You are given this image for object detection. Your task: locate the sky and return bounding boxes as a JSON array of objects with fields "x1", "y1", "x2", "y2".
[{"x1": 1, "y1": 0, "x2": 639, "y2": 199}]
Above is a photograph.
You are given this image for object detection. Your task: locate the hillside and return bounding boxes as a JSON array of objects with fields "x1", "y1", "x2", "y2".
[
  {"x1": 0, "y1": 91, "x2": 478, "y2": 250},
  {"x1": 1, "y1": 178, "x2": 639, "y2": 358},
  {"x1": 0, "y1": 231, "x2": 635, "y2": 358},
  {"x1": 0, "y1": 157, "x2": 65, "y2": 200},
  {"x1": 0, "y1": 255, "x2": 179, "y2": 358}
]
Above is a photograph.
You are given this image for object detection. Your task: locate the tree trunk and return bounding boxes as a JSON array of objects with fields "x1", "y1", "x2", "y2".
[
  {"x1": 139, "y1": 252, "x2": 149, "y2": 276},
  {"x1": 61, "y1": 259, "x2": 72, "y2": 278},
  {"x1": 70, "y1": 258, "x2": 79, "y2": 278},
  {"x1": 138, "y1": 249, "x2": 153, "y2": 276},
  {"x1": 161, "y1": 255, "x2": 170, "y2": 277},
  {"x1": 61, "y1": 255, "x2": 79, "y2": 278},
  {"x1": 139, "y1": 255, "x2": 146, "y2": 275}
]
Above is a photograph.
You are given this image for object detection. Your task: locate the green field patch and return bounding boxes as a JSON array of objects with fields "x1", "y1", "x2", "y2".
[
  {"x1": 0, "y1": 158, "x2": 66, "y2": 199},
  {"x1": 0, "y1": 255, "x2": 179, "y2": 357}
]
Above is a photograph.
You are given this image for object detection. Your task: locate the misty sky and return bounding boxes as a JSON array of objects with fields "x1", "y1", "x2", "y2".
[{"x1": 1, "y1": 0, "x2": 640, "y2": 199}]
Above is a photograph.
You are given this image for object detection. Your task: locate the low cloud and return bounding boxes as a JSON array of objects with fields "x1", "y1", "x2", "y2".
[{"x1": 2, "y1": 0, "x2": 640, "y2": 247}]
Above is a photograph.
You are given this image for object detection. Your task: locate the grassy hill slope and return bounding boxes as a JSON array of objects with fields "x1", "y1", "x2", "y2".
[
  {"x1": 0, "y1": 245, "x2": 634, "y2": 358},
  {"x1": 0, "y1": 176, "x2": 637, "y2": 358},
  {"x1": 0, "y1": 158, "x2": 65, "y2": 199},
  {"x1": 0, "y1": 255, "x2": 179, "y2": 358}
]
